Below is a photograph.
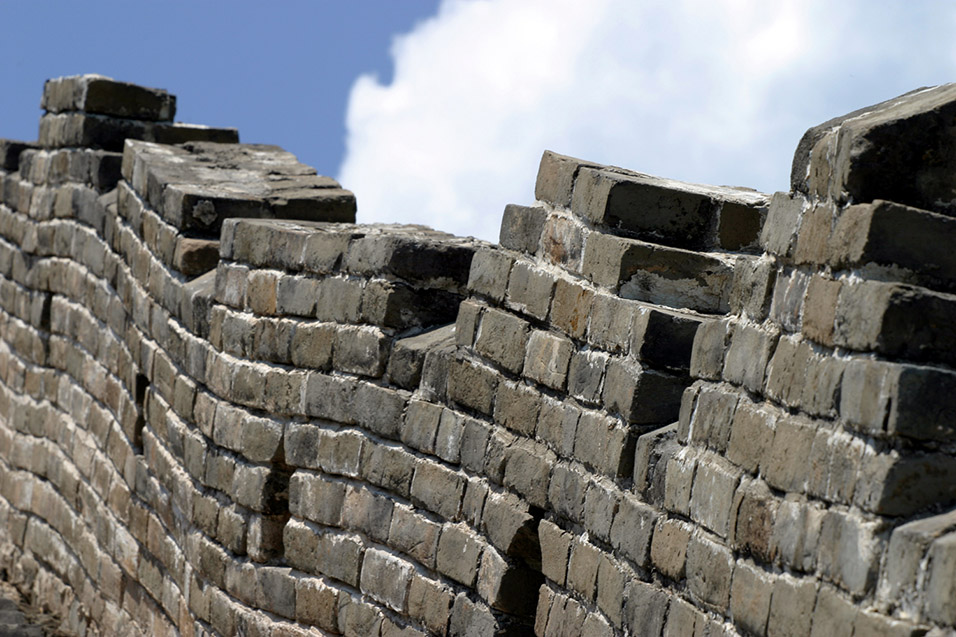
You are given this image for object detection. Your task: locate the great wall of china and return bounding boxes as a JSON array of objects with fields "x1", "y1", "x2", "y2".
[{"x1": 0, "y1": 75, "x2": 955, "y2": 636}]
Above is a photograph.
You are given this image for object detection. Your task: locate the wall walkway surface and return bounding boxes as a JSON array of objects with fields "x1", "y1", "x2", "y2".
[{"x1": 0, "y1": 75, "x2": 955, "y2": 636}]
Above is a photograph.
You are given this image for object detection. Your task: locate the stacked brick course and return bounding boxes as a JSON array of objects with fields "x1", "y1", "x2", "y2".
[{"x1": 0, "y1": 74, "x2": 954, "y2": 636}]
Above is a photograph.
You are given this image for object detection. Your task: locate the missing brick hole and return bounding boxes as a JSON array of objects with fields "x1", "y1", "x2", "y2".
[{"x1": 132, "y1": 373, "x2": 149, "y2": 453}]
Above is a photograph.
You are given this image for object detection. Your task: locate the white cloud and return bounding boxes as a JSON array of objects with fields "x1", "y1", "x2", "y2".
[{"x1": 339, "y1": 0, "x2": 956, "y2": 242}]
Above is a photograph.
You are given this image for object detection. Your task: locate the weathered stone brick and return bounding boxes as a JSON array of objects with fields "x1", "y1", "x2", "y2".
[
  {"x1": 690, "y1": 452, "x2": 742, "y2": 539},
  {"x1": 446, "y1": 355, "x2": 498, "y2": 415},
  {"x1": 769, "y1": 496, "x2": 824, "y2": 574},
  {"x1": 573, "y1": 410, "x2": 633, "y2": 479},
  {"x1": 650, "y1": 517, "x2": 692, "y2": 580},
  {"x1": 499, "y1": 204, "x2": 547, "y2": 254},
  {"x1": 389, "y1": 504, "x2": 442, "y2": 569},
  {"x1": 582, "y1": 231, "x2": 734, "y2": 313},
  {"x1": 506, "y1": 260, "x2": 554, "y2": 320},
  {"x1": 550, "y1": 277, "x2": 594, "y2": 340},
  {"x1": 295, "y1": 577, "x2": 340, "y2": 632},
  {"x1": 548, "y1": 462, "x2": 588, "y2": 523},
  {"x1": 332, "y1": 325, "x2": 389, "y2": 377},
  {"x1": 623, "y1": 580, "x2": 669, "y2": 637},
  {"x1": 686, "y1": 532, "x2": 734, "y2": 612},
  {"x1": 475, "y1": 307, "x2": 529, "y2": 374},
  {"x1": 609, "y1": 493, "x2": 657, "y2": 568},
  {"x1": 361, "y1": 549, "x2": 413, "y2": 613},
  {"x1": 732, "y1": 477, "x2": 778, "y2": 563},
  {"x1": 388, "y1": 325, "x2": 455, "y2": 389},
  {"x1": 493, "y1": 379, "x2": 540, "y2": 436},
  {"x1": 763, "y1": 414, "x2": 817, "y2": 493},
  {"x1": 407, "y1": 576, "x2": 453, "y2": 636},
  {"x1": 723, "y1": 321, "x2": 779, "y2": 394},
  {"x1": 603, "y1": 359, "x2": 686, "y2": 426},
  {"x1": 816, "y1": 508, "x2": 883, "y2": 596},
  {"x1": 767, "y1": 575, "x2": 818, "y2": 637},
  {"x1": 586, "y1": 293, "x2": 634, "y2": 354},
  {"x1": 410, "y1": 461, "x2": 464, "y2": 521},
  {"x1": 567, "y1": 349, "x2": 608, "y2": 405},
  {"x1": 535, "y1": 150, "x2": 599, "y2": 208},
  {"x1": 523, "y1": 330, "x2": 573, "y2": 390},
  {"x1": 436, "y1": 524, "x2": 483, "y2": 587},
  {"x1": 726, "y1": 398, "x2": 776, "y2": 474},
  {"x1": 466, "y1": 248, "x2": 514, "y2": 303},
  {"x1": 809, "y1": 586, "x2": 857, "y2": 637},
  {"x1": 689, "y1": 318, "x2": 731, "y2": 381},
  {"x1": 730, "y1": 560, "x2": 774, "y2": 636}
]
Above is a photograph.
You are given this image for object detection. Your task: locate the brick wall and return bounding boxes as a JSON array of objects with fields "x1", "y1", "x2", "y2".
[{"x1": 0, "y1": 74, "x2": 953, "y2": 636}]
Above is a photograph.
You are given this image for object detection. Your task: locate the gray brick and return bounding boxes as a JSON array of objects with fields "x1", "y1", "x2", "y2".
[
  {"x1": 401, "y1": 400, "x2": 442, "y2": 454},
  {"x1": 582, "y1": 231, "x2": 734, "y2": 313},
  {"x1": 689, "y1": 318, "x2": 731, "y2": 381},
  {"x1": 493, "y1": 379, "x2": 541, "y2": 436},
  {"x1": 447, "y1": 355, "x2": 498, "y2": 415},
  {"x1": 690, "y1": 452, "x2": 742, "y2": 539},
  {"x1": 548, "y1": 462, "x2": 588, "y2": 523},
  {"x1": 407, "y1": 576, "x2": 453, "y2": 636},
  {"x1": 454, "y1": 299, "x2": 482, "y2": 347},
  {"x1": 609, "y1": 493, "x2": 657, "y2": 568},
  {"x1": 540, "y1": 520, "x2": 572, "y2": 586},
  {"x1": 387, "y1": 324, "x2": 455, "y2": 390},
  {"x1": 437, "y1": 524, "x2": 483, "y2": 587},
  {"x1": 760, "y1": 191, "x2": 804, "y2": 257},
  {"x1": 723, "y1": 321, "x2": 780, "y2": 394},
  {"x1": 769, "y1": 267, "x2": 808, "y2": 333},
  {"x1": 550, "y1": 277, "x2": 594, "y2": 340},
  {"x1": 603, "y1": 359, "x2": 686, "y2": 426},
  {"x1": 499, "y1": 204, "x2": 546, "y2": 254},
  {"x1": 289, "y1": 471, "x2": 346, "y2": 526},
  {"x1": 467, "y1": 248, "x2": 514, "y2": 303},
  {"x1": 361, "y1": 549, "x2": 413, "y2": 613},
  {"x1": 506, "y1": 261, "x2": 554, "y2": 321},
  {"x1": 732, "y1": 477, "x2": 778, "y2": 563},
  {"x1": 475, "y1": 307, "x2": 530, "y2": 374},
  {"x1": 586, "y1": 293, "x2": 633, "y2": 354},
  {"x1": 686, "y1": 532, "x2": 734, "y2": 611},
  {"x1": 583, "y1": 480, "x2": 620, "y2": 543},
  {"x1": 765, "y1": 335, "x2": 812, "y2": 408},
  {"x1": 686, "y1": 384, "x2": 739, "y2": 453},
  {"x1": 389, "y1": 505, "x2": 442, "y2": 569},
  {"x1": 502, "y1": 438, "x2": 553, "y2": 509},
  {"x1": 332, "y1": 325, "x2": 389, "y2": 377},
  {"x1": 816, "y1": 509, "x2": 883, "y2": 597},
  {"x1": 567, "y1": 539, "x2": 601, "y2": 601},
  {"x1": 295, "y1": 577, "x2": 340, "y2": 632},
  {"x1": 878, "y1": 510, "x2": 956, "y2": 614},
  {"x1": 539, "y1": 214, "x2": 585, "y2": 269},
  {"x1": 802, "y1": 274, "x2": 841, "y2": 347},
  {"x1": 362, "y1": 442, "x2": 416, "y2": 497},
  {"x1": 315, "y1": 276, "x2": 364, "y2": 323},
  {"x1": 731, "y1": 560, "x2": 774, "y2": 636},
  {"x1": 523, "y1": 330, "x2": 573, "y2": 390},
  {"x1": 768, "y1": 575, "x2": 817, "y2": 637},
  {"x1": 770, "y1": 497, "x2": 824, "y2": 574},
  {"x1": 567, "y1": 349, "x2": 608, "y2": 404},
  {"x1": 809, "y1": 586, "x2": 857, "y2": 637},
  {"x1": 410, "y1": 461, "x2": 464, "y2": 521},
  {"x1": 763, "y1": 414, "x2": 817, "y2": 493},
  {"x1": 535, "y1": 150, "x2": 600, "y2": 208},
  {"x1": 256, "y1": 566, "x2": 295, "y2": 618},
  {"x1": 623, "y1": 581, "x2": 669, "y2": 637}
]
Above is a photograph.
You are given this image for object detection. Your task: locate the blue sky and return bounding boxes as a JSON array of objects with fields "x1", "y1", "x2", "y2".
[
  {"x1": 0, "y1": 0, "x2": 439, "y2": 177},
  {"x1": 2, "y1": 1, "x2": 955, "y2": 241}
]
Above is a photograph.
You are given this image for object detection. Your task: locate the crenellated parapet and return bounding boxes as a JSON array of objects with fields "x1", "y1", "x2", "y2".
[{"x1": 0, "y1": 74, "x2": 954, "y2": 637}]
